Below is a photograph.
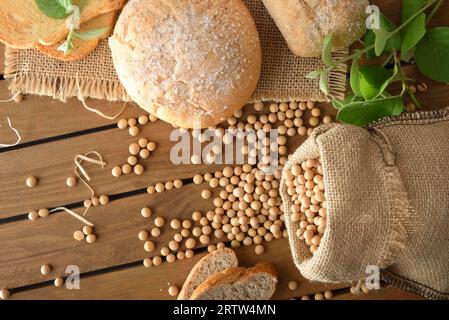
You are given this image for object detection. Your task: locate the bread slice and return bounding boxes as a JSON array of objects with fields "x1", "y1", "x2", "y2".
[
  {"x1": 0, "y1": 0, "x2": 126, "y2": 49},
  {"x1": 190, "y1": 263, "x2": 278, "y2": 300},
  {"x1": 35, "y1": 11, "x2": 117, "y2": 61},
  {"x1": 178, "y1": 248, "x2": 238, "y2": 300}
]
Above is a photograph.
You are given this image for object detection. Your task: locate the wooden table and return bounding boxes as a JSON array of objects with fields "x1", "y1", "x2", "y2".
[{"x1": 0, "y1": 0, "x2": 447, "y2": 300}]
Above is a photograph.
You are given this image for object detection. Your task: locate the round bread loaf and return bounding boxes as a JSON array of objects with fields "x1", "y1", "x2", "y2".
[
  {"x1": 109, "y1": 0, "x2": 261, "y2": 129},
  {"x1": 262, "y1": 0, "x2": 369, "y2": 57}
]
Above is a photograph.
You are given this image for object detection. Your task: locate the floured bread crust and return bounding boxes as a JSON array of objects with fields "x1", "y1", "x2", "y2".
[
  {"x1": 262, "y1": 0, "x2": 369, "y2": 57},
  {"x1": 109, "y1": 0, "x2": 261, "y2": 129}
]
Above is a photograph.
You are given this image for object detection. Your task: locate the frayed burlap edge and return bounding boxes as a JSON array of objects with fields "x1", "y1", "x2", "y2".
[
  {"x1": 4, "y1": 47, "x2": 132, "y2": 103},
  {"x1": 326, "y1": 49, "x2": 349, "y2": 102},
  {"x1": 4, "y1": 46, "x2": 348, "y2": 104},
  {"x1": 279, "y1": 123, "x2": 409, "y2": 283}
]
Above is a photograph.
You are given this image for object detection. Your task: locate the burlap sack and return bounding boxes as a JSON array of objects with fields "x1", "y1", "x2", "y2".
[
  {"x1": 280, "y1": 108, "x2": 449, "y2": 300},
  {"x1": 3, "y1": 0, "x2": 347, "y2": 103}
]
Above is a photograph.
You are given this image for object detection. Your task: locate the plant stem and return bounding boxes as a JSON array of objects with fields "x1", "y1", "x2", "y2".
[
  {"x1": 393, "y1": 50, "x2": 421, "y2": 109},
  {"x1": 426, "y1": 0, "x2": 445, "y2": 25},
  {"x1": 382, "y1": 53, "x2": 394, "y2": 67},
  {"x1": 64, "y1": 29, "x2": 75, "y2": 56}
]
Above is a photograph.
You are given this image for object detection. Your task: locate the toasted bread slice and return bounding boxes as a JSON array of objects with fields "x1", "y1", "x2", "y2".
[
  {"x1": 35, "y1": 11, "x2": 117, "y2": 61},
  {"x1": 191, "y1": 263, "x2": 278, "y2": 300},
  {"x1": 0, "y1": 0, "x2": 126, "y2": 49},
  {"x1": 178, "y1": 248, "x2": 238, "y2": 300}
]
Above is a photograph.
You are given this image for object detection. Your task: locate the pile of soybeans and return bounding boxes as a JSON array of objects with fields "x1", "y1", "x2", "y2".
[{"x1": 285, "y1": 158, "x2": 327, "y2": 254}]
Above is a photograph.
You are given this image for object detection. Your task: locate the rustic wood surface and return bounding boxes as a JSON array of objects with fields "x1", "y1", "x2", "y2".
[{"x1": 0, "y1": 0, "x2": 446, "y2": 300}]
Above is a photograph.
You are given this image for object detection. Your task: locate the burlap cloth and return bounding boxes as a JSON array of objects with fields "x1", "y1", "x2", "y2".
[
  {"x1": 280, "y1": 108, "x2": 449, "y2": 300},
  {"x1": 3, "y1": 0, "x2": 347, "y2": 103}
]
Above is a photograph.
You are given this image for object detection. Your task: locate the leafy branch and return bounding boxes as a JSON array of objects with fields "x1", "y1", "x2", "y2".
[
  {"x1": 308, "y1": 0, "x2": 449, "y2": 127},
  {"x1": 35, "y1": 0, "x2": 107, "y2": 55}
]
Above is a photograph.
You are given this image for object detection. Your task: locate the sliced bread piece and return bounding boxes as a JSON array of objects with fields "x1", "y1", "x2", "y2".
[
  {"x1": 0, "y1": 0, "x2": 126, "y2": 49},
  {"x1": 35, "y1": 11, "x2": 117, "y2": 61},
  {"x1": 178, "y1": 248, "x2": 238, "y2": 300},
  {"x1": 190, "y1": 263, "x2": 278, "y2": 300}
]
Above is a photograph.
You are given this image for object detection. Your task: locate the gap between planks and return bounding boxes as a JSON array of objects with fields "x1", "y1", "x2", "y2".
[
  {"x1": 8, "y1": 238, "x2": 348, "y2": 300},
  {"x1": 0, "y1": 100, "x2": 335, "y2": 219}
]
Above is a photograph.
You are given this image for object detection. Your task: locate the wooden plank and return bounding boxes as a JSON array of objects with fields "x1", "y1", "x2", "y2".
[
  {"x1": 0, "y1": 180, "x2": 346, "y2": 295},
  {"x1": 0, "y1": 102, "x2": 337, "y2": 219},
  {"x1": 0, "y1": 121, "x2": 229, "y2": 218},
  {"x1": 0, "y1": 79, "x2": 329, "y2": 145},
  {"x1": 0, "y1": 183, "x2": 224, "y2": 289},
  {"x1": 333, "y1": 286, "x2": 425, "y2": 300},
  {"x1": 0, "y1": 81, "x2": 150, "y2": 143},
  {"x1": 402, "y1": 65, "x2": 449, "y2": 110},
  {"x1": 0, "y1": 181, "x2": 297, "y2": 290},
  {"x1": 371, "y1": 0, "x2": 402, "y2": 24},
  {"x1": 9, "y1": 239, "x2": 347, "y2": 300},
  {"x1": 380, "y1": 65, "x2": 449, "y2": 111}
]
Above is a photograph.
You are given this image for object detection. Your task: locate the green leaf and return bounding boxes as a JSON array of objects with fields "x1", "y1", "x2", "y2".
[
  {"x1": 322, "y1": 34, "x2": 334, "y2": 67},
  {"x1": 365, "y1": 13, "x2": 402, "y2": 58},
  {"x1": 337, "y1": 96, "x2": 405, "y2": 127},
  {"x1": 306, "y1": 70, "x2": 322, "y2": 79},
  {"x1": 35, "y1": 0, "x2": 70, "y2": 19},
  {"x1": 350, "y1": 52, "x2": 363, "y2": 98},
  {"x1": 416, "y1": 27, "x2": 449, "y2": 83},
  {"x1": 319, "y1": 72, "x2": 329, "y2": 96},
  {"x1": 75, "y1": 28, "x2": 108, "y2": 40},
  {"x1": 358, "y1": 65, "x2": 394, "y2": 100},
  {"x1": 374, "y1": 29, "x2": 391, "y2": 56},
  {"x1": 401, "y1": 13, "x2": 426, "y2": 60},
  {"x1": 399, "y1": 0, "x2": 426, "y2": 60},
  {"x1": 401, "y1": 0, "x2": 426, "y2": 23}
]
